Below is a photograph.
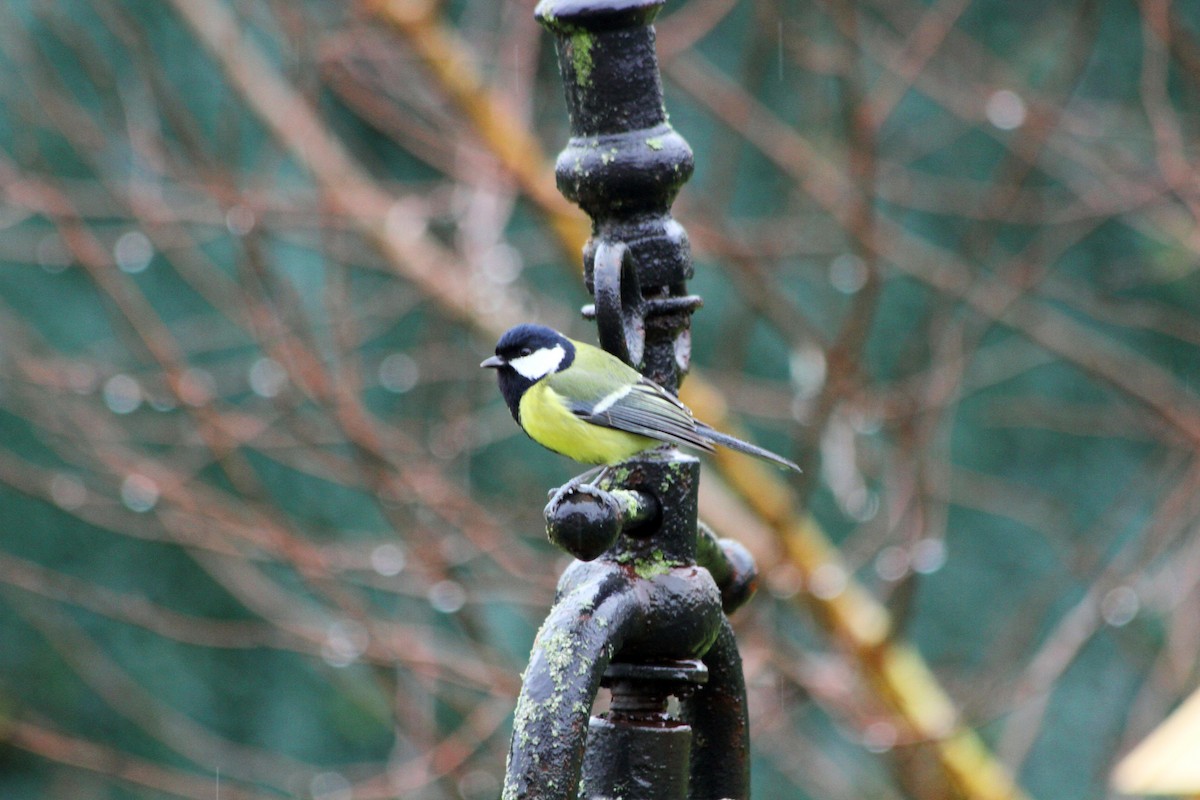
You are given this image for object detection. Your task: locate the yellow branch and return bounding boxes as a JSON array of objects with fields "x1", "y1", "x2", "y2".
[{"x1": 368, "y1": 0, "x2": 592, "y2": 262}]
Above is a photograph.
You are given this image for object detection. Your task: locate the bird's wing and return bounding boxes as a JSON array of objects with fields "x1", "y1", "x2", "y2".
[{"x1": 559, "y1": 374, "x2": 716, "y2": 453}]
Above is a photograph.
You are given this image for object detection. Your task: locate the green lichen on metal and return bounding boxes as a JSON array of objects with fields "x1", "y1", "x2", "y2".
[
  {"x1": 542, "y1": 628, "x2": 576, "y2": 688},
  {"x1": 510, "y1": 688, "x2": 537, "y2": 751},
  {"x1": 663, "y1": 457, "x2": 689, "y2": 475},
  {"x1": 603, "y1": 464, "x2": 633, "y2": 488},
  {"x1": 634, "y1": 548, "x2": 676, "y2": 580},
  {"x1": 506, "y1": 620, "x2": 597, "y2": 789},
  {"x1": 609, "y1": 489, "x2": 637, "y2": 519},
  {"x1": 571, "y1": 31, "x2": 595, "y2": 87},
  {"x1": 661, "y1": 457, "x2": 693, "y2": 488}
]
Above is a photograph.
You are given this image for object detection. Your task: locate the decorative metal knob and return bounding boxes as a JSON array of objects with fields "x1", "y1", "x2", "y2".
[{"x1": 545, "y1": 482, "x2": 657, "y2": 561}]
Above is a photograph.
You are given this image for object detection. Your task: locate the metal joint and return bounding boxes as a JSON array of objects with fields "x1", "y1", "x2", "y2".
[{"x1": 581, "y1": 240, "x2": 703, "y2": 374}]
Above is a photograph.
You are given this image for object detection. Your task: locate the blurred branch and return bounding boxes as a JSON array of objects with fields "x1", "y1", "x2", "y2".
[
  {"x1": 168, "y1": 0, "x2": 521, "y2": 335},
  {"x1": 7, "y1": 587, "x2": 316, "y2": 793},
  {"x1": 7, "y1": 720, "x2": 278, "y2": 800},
  {"x1": 664, "y1": 48, "x2": 1200, "y2": 450},
  {"x1": 797, "y1": 0, "x2": 883, "y2": 491},
  {"x1": 364, "y1": 0, "x2": 591, "y2": 262},
  {"x1": 0, "y1": 1, "x2": 1192, "y2": 798},
  {"x1": 682, "y1": 379, "x2": 1033, "y2": 800}
]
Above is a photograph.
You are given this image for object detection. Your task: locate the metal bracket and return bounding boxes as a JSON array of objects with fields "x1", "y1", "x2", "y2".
[{"x1": 583, "y1": 240, "x2": 703, "y2": 373}]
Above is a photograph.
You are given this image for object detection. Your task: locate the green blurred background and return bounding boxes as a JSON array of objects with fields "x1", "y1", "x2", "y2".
[{"x1": 1, "y1": 0, "x2": 1198, "y2": 798}]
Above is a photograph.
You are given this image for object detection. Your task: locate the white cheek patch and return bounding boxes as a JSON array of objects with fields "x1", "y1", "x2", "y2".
[{"x1": 509, "y1": 344, "x2": 566, "y2": 380}]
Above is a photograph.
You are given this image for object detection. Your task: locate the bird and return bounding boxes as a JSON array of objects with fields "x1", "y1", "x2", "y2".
[{"x1": 481, "y1": 324, "x2": 800, "y2": 472}]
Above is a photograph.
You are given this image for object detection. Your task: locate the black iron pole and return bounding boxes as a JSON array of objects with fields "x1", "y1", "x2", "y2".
[
  {"x1": 501, "y1": 2, "x2": 755, "y2": 798},
  {"x1": 537, "y1": 0, "x2": 701, "y2": 390}
]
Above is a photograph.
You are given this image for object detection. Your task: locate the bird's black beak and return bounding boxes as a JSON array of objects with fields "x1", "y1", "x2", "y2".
[{"x1": 480, "y1": 355, "x2": 505, "y2": 369}]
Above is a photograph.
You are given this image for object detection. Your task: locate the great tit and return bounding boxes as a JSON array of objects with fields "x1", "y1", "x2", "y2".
[{"x1": 481, "y1": 324, "x2": 800, "y2": 472}]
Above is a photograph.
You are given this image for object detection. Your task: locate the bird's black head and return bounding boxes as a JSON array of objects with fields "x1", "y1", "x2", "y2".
[{"x1": 480, "y1": 324, "x2": 576, "y2": 421}]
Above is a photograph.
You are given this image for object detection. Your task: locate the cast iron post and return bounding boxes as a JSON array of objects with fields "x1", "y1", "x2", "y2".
[{"x1": 501, "y1": 1, "x2": 756, "y2": 798}]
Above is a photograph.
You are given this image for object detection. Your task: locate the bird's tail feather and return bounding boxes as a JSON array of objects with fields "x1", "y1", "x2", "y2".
[{"x1": 696, "y1": 424, "x2": 801, "y2": 473}]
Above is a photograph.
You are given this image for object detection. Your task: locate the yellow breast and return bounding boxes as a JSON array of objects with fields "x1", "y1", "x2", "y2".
[{"x1": 518, "y1": 382, "x2": 656, "y2": 465}]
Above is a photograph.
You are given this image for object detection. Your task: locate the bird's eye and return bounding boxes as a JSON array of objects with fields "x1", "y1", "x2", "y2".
[{"x1": 519, "y1": 348, "x2": 532, "y2": 357}]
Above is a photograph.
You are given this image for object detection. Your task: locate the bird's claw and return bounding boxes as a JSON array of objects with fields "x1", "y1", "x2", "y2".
[{"x1": 546, "y1": 465, "x2": 610, "y2": 501}]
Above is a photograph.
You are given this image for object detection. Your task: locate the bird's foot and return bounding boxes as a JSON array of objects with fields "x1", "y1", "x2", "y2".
[{"x1": 547, "y1": 465, "x2": 608, "y2": 501}]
